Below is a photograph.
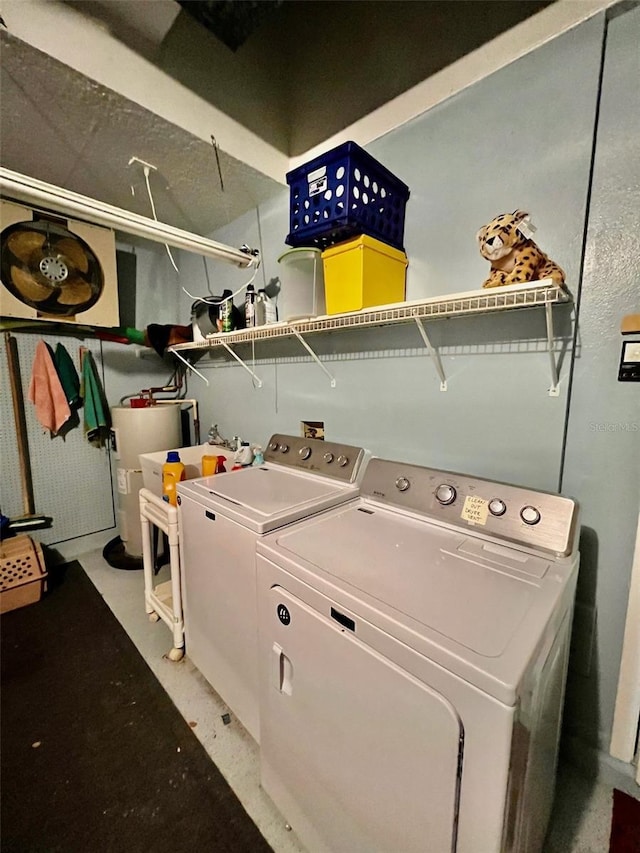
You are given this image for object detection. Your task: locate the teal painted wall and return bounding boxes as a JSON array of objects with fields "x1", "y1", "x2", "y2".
[
  {"x1": 560, "y1": 4, "x2": 640, "y2": 758},
  {"x1": 180, "y1": 15, "x2": 604, "y2": 494},
  {"x1": 177, "y1": 9, "x2": 639, "y2": 764}
]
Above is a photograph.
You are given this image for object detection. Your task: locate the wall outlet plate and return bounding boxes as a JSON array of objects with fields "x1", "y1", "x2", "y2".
[{"x1": 301, "y1": 420, "x2": 324, "y2": 440}]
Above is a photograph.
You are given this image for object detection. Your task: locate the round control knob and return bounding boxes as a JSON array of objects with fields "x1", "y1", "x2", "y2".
[
  {"x1": 337, "y1": 455, "x2": 349, "y2": 468},
  {"x1": 520, "y1": 505, "x2": 541, "y2": 525},
  {"x1": 299, "y1": 446, "x2": 311, "y2": 460},
  {"x1": 279, "y1": 443, "x2": 289, "y2": 453},
  {"x1": 268, "y1": 441, "x2": 278, "y2": 451},
  {"x1": 323, "y1": 452, "x2": 334, "y2": 464},
  {"x1": 488, "y1": 499, "x2": 507, "y2": 517},
  {"x1": 435, "y1": 484, "x2": 456, "y2": 505},
  {"x1": 395, "y1": 476, "x2": 410, "y2": 492}
]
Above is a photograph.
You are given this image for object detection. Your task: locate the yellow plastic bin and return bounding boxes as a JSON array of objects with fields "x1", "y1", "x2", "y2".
[{"x1": 321, "y1": 235, "x2": 408, "y2": 314}]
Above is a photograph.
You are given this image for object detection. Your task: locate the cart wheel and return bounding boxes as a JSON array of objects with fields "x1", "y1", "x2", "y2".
[
  {"x1": 168, "y1": 647, "x2": 184, "y2": 662},
  {"x1": 148, "y1": 612, "x2": 160, "y2": 623}
]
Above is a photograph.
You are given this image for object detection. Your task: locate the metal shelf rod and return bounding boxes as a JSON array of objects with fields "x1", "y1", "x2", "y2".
[
  {"x1": 219, "y1": 341, "x2": 263, "y2": 388},
  {"x1": 414, "y1": 317, "x2": 447, "y2": 391},
  {"x1": 545, "y1": 302, "x2": 560, "y2": 397},
  {"x1": 171, "y1": 348, "x2": 210, "y2": 386},
  {"x1": 289, "y1": 327, "x2": 337, "y2": 388}
]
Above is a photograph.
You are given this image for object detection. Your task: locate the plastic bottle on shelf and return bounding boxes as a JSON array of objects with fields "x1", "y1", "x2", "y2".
[
  {"x1": 255, "y1": 291, "x2": 266, "y2": 326},
  {"x1": 245, "y1": 284, "x2": 256, "y2": 328},
  {"x1": 162, "y1": 451, "x2": 185, "y2": 505},
  {"x1": 260, "y1": 289, "x2": 278, "y2": 324},
  {"x1": 252, "y1": 446, "x2": 264, "y2": 466},
  {"x1": 219, "y1": 289, "x2": 234, "y2": 332}
]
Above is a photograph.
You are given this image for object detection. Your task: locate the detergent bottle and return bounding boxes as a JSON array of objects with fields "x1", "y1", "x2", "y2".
[
  {"x1": 202, "y1": 454, "x2": 227, "y2": 475},
  {"x1": 201, "y1": 454, "x2": 217, "y2": 476},
  {"x1": 162, "y1": 451, "x2": 185, "y2": 505}
]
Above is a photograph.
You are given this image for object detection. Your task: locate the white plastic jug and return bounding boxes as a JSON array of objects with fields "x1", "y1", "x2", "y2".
[{"x1": 277, "y1": 247, "x2": 326, "y2": 321}]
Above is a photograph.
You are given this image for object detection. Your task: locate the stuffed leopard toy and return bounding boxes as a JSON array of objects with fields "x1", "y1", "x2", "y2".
[{"x1": 477, "y1": 210, "x2": 565, "y2": 289}]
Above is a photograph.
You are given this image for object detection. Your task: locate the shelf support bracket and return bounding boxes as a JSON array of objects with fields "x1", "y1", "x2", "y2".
[
  {"x1": 414, "y1": 318, "x2": 447, "y2": 391},
  {"x1": 545, "y1": 303, "x2": 560, "y2": 397},
  {"x1": 290, "y1": 327, "x2": 337, "y2": 388},
  {"x1": 171, "y1": 349, "x2": 210, "y2": 386},
  {"x1": 219, "y1": 341, "x2": 263, "y2": 388}
]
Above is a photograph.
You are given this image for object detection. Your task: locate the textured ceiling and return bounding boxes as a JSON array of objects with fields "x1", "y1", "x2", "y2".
[
  {"x1": 145, "y1": 0, "x2": 553, "y2": 155},
  {"x1": 0, "y1": 1, "x2": 553, "y2": 243},
  {"x1": 60, "y1": 0, "x2": 553, "y2": 156},
  {"x1": 0, "y1": 30, "x2": 285, "y2": 240}
]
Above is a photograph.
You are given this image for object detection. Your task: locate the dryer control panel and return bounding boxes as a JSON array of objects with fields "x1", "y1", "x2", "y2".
[
  {"x1": 264, "y1": 434, "x2": 366, "y2": 483},
  {"x1": 362, "y1": 459, "x2": 578, "y2": 557}
]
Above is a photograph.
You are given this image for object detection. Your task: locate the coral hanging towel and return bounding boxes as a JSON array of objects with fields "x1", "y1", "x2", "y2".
[
  {"x1": 28, "y1": 341, "x2": 71, "y2": 434},
  {"x1": 81, "y1": 350, "x2": 110, "y2": 445}
]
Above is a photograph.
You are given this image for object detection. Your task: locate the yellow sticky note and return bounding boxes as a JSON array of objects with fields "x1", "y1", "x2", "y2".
[{"x1": 461, "y1": 495, "x2": 488, "y2": 526}]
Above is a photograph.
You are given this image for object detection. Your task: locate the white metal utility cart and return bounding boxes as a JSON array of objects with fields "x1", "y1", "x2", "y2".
[{"x1": 139, "y1": 487, "x2": 184, "y2": 661}]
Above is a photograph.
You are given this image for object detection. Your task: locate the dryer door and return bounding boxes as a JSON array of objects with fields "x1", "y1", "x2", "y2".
[{"x1": 260, "y1": 585, "x2": 463, "y2": 853}]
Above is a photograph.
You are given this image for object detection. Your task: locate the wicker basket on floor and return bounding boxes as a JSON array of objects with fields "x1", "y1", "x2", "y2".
[{"x1": 0, "y1": 535, "x2": 47, "y2": 613}]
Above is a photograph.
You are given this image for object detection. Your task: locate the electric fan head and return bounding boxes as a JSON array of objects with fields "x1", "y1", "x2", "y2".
[{"x1": 1, "y1": 217, "x2": 104, "y2": 316}]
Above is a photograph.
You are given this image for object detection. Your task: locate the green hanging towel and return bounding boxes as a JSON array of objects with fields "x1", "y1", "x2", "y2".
[
  {"x1": 53, "y1": 343, "x2": 81, "y2": 407},
  {"x1": 81, "y1": 351, "x2": 111, "y2": 445}
]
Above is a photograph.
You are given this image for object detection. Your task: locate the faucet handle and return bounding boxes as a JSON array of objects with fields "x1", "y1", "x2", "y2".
[{"x1": 208, "y1": 423, "x2": 227, "y2": 446}]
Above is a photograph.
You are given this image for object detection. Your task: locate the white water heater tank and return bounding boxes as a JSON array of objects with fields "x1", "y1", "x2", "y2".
[{"x1": 110, "y1": 404, "x2": 182, "y2": 556}]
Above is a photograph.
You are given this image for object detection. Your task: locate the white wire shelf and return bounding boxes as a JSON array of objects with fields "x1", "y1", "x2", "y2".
[
  {"x1": 168, "y1": 279, "x2": 571, "y2": 395},
  {"x1": 169, "y1": 279, "x2": 570, "y2": 353}
]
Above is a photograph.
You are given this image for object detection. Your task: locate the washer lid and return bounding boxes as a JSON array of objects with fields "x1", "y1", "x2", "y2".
[
  {"x1": 259, "y1": 499, "x2": 576, "y2": 701},
  {"x1": 178, "y1": 465, "x2": 359, "y2": 533},
  {"x1": 274, "y1": 503, "x2": 543, "y2": 657}
]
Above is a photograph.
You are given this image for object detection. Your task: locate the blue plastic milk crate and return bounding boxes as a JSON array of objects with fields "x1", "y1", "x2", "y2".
[{"x1": 285, "y1": 141, "x2": 410, "y2": 252}]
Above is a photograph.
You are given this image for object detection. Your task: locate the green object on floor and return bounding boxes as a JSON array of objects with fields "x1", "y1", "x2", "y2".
[{"x1": 81, "y1": 351, "x2": 110, "y2": 445}]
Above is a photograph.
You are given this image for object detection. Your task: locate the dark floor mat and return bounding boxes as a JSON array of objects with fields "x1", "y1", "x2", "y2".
[
  {"x1": 1, "y1": 560, "x2": 272, "y2": 853},
  {"x1": 609, "y1": 788, "x2": 640, "y2": 853}
]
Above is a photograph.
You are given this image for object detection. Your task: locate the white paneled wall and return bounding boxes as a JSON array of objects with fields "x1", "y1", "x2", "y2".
[
  {"x1": 0, "y1": 244, "x2": 185, "y2": 553},
  {"x1": 0, "y1": 333, "x2": 114, "y2": 545}
]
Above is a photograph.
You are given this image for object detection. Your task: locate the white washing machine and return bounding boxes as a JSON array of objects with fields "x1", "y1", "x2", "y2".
[
  {"x1": 256, "y1": 458, "x2": 580, "y2": 853},
  {"x1": 177, "y1": 434, "x2": 368, "y2": 742}
]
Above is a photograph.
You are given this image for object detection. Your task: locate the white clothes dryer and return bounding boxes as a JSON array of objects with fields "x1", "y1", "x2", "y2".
[
  {"x1": 177, "y1": 434, "x2": 368, "y2": 742},
  {"x1": 256, "y1": 458, "x2": 580, "y2": 853}
]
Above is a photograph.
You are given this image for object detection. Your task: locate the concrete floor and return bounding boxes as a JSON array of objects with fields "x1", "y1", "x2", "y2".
[{"x1": 79, "y1": 547, "x2": 624, "y2": 853}]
